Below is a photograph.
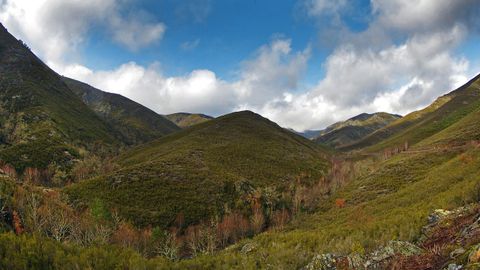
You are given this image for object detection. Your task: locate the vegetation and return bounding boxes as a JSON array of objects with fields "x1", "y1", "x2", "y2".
[
  {"x1": 341, "y1": 74, "x2": 480, "y2": 152},
  {"x1": 166, "y1": 112, "x2": 213, "y2": 128},
  {"x1": 64, "y1": 77, "x2": 180, "y2": 145},
  {"x1": 0, "y1": 23, "x2": 122, "y2": 178},
  {"x1": 65, "y1": 111, "x2": 330, "y2": 229},
  {"x1": 2, "y1": 21, "x2": 480, "y2": 270},
  {"x1": 313, "y1": 112, "x2": 401, "y2": 148}
]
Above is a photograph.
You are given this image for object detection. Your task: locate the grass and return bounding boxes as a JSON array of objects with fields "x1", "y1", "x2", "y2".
[{"x1": 170, "y1": 146, "x2": 480, "y2": 269}]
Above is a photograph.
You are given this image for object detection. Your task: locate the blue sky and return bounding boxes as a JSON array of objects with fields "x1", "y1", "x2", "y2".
[
  {"x1": 1, "y1": 0, "x2": 479, "y2": 130},
  {"x1": 83, "y1": 0, "x2": 322, "y2": 79}
]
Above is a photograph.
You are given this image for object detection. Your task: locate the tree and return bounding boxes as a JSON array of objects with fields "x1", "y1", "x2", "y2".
[
  {"x1": 112, "y1": 222, "x2": 138, "y2": 249},
  {"x1": 12, "y1": 210, "x2": 23, "y2": 234},
  {"x1": 186, "y1": 222, "x2": 217, "y2": 256},
  {"x1": 43, "y1": 206, "x2": 72, "y2": 241},
  {"x1": 89, "y1": 198, "x2": 111, "y2": 222},
  {"x1": 153, "y1": 228, "x2": 179, "y2": 261},
  {"x1": 0, "y1": 163, "x2": 17, "y2": 179},
  {"x1": 13, "y1": 188, "x2": 44, "y2": 233},
  {"x1": 23, "y1": 168, "x2": 41, "y2": 185},
  {"x1": 271, "y1": 208, "x2": 290, "y2": 230},
  {"x1": 250, "y1": 201, "x2": 265, "y2": 234}
]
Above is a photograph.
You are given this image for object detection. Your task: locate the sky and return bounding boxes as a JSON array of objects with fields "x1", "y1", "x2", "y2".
[{"x1": 0, "y1": 0, "x2": 479, "y2": 131}]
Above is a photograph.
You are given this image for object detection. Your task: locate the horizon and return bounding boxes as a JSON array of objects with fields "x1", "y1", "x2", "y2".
[{"x1": 1, "y1": 0, "x2": 479, "y2": 131}]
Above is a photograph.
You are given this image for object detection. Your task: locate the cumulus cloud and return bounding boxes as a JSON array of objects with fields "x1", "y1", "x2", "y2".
[
  {"x1": 0, "y1": 0, "x2": 166, "y2": 62},
  {"x1": 109, "y1": 14, "x2": 166, "y2": 51},
  {"x1": 258, "y1": 0, "x2": 476, "y2": 130},
  {"x1": 58, "y1": 39, "x2": 309, "y2": 117},
  {"x1": 1, "y1": 0, "x2": 478, "y2": 131}
]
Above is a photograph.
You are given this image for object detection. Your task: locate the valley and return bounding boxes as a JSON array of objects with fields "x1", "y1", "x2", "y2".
[{"x1": 1, "y1": 11, "x2": 480, "y2": 270}]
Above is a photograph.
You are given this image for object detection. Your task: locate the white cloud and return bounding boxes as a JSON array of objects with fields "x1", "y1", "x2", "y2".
[
  {"x1": 264, "y1": 0, "x2": 476, "y2": 131},
  {"x1": 57, "y1": 39, "x2": 309, "y2": 117},
  {"x1": 109, "y1": 14, "x2": 166, "y2": 51},
  {"x1": 1, "y1": 0, "x2": 478, "y2": 131},
  {"x1": 0, "y1": 0, "x2": 166, "y2": 62},
  {"x1": 371, "y1": 0, "x2": 480, "y2": 34}
]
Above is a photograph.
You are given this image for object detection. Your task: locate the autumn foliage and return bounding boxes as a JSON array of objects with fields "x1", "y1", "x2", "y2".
[
  {"x1": 12, "y1": 210, "x2": 23, "y2": 235},
  {"x1": 335, "y1": 198, "x2": 346, "y2": 208}
]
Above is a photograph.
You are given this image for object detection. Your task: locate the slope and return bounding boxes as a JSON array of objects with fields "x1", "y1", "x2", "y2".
[
  {"x1": 0, "y1": 24, "x2": 119, "y2": 172},
  {"x1": 196, "y1": 147, "x2": 480, "y2": 269},
  {"x1": 63, "y1": 77, "x2": 180, "y2": 145},
  {"x1": 313, "y1": 112, "x2": 401, "y2": 148},
  {"x1": 65, "y1": 111, "x2": 330, "y2": 228},
  {"x1": 166, "y1": 112, "x2": 213, "y2": 128},
  {"x1": 341, "y1": 73, "x2": 480, "y2": 152}
]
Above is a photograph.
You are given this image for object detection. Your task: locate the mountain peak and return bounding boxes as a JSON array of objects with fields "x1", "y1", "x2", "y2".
[{"x1": 313, "y1": 112, "x2": 401, "y2": 148}]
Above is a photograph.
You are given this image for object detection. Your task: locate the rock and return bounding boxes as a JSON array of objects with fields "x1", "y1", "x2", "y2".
[
  {"x1": 347, "y1": 254, "x2": 364, "y2": 269},
  {"x1": 450, "y1": 248, "x2": 466, "y2": 258},
  {"x1": 304, "y1": 254, "x2": 338, "y2": 270},
  {"x1": 365, "y1": 241, "x2": 422, "y2": 269},
  {"x1": 447, "y1": 264, "x2": 463, "y2": 270},
  {"x1": 240, "y1": 242, "x2": 257, "y2": 254},
  {"x1": 428, "y1": 209, "x2": 452, "y2": 224}
]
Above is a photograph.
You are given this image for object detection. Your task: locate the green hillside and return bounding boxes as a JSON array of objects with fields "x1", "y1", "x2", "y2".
[
  {"x1": 0, "y1": 24, "x2": 120, "y2": 172},
  {"x1": 166, "y1": 112, "x2": 213, "y2": 128},
  {"x1": 314, "y1": 112, "x2": 401, "y2": 148},
  {"x1": 65, "y1": 111, "x2": 330, "y2": 228},
  {"x1": 341, "y1": 74, "x2": 480, "y2": 152},
  {"x1": 175, "y1": 143, "x2": 480, "y2": 269},
  {"x1": 63, "y1": 77, "x2": 180, "y2": 145}
]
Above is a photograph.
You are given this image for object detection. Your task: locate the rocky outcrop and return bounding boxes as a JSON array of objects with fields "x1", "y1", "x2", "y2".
[{"x1": 304, "y1": 204, "x2": 480, "y2": 270}]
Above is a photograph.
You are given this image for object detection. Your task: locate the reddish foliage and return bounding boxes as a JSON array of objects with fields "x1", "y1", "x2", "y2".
[
  {"x1": 12, "y1": 210, "x2": 23, "y2": 235},
  {"x1": 335, "y1": 198, "x2": 346, "y2": 208},
  {"x1": 1, "y1": 163, "x2": 17, "y2": 179},
  {"x1": 216, "y1": 212, "x2": 250, "y2": 245},
  {"x1": 271, "y1": 209, "x2": 291, "y2": 229},
  {"x1": 112, "y1": 222, "x2": 139, "y2": 248}
]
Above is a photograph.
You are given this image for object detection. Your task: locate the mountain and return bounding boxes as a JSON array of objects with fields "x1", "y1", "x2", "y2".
[
  {"x1": 289, "y1": 129, "x2": 322, "y2": 140},
  {"x1": 166, "y1": 112, "x2": 213, "y2": 128},
  {"x1": 65, "y1": 111, "x2": 330, "y2": 228},
  {"x1": 171, "y1": 73, "x2": 480, "y2": 268},
  {"x1": 63, "y1": 77, "x2": 180, "y2": 145},
  {"x1": 341, "y1": 74, "x2": 480, "y2": 152},
  {"x1": 0, "y1": 23, "x2": 121, "y2": 172},
  {"x1": 313, "y1": 112, "x2": 401, "y2": 148}
]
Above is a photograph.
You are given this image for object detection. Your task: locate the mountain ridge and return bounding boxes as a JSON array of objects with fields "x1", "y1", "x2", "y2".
[
  {"x1": 63, "y1": 77, "x2": 180, "y2": 145},
  {"x1": 66, "y1": 110, "x2": 330, "y2": 228},
  {"x1": 166, "y1": 112, "x2": 213, "y2": 128},
  {"x1": 312, "y1": 112, "x2": 401, "y2": 148}
]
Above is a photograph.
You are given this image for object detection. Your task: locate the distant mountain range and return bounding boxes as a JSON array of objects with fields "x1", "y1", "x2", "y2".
[
  {"x1": 2, "y1": 21, "x2": 480, "y2": 269},
  {"x1": 292, "y1": 112, "x2": 401, "y2": 149},
  {"x1": 341, "y1": 73, "x2": 480, "y2": 152},
  {"x1": 313, "y1": 112, "x2": 401, "y2": 148},
  {"x1": 166, "y1": 112, "x2": 213, "y2": 128}
]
